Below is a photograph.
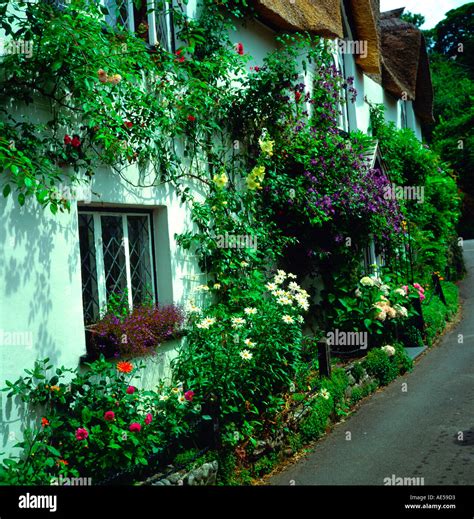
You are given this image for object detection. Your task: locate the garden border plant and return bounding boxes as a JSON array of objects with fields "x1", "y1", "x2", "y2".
[{"x1": 0, "y1": 0, "x2": 464, "y2": 486}]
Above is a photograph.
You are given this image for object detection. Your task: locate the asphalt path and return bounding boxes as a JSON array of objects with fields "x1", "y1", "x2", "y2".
[{"x1": 269, "y1": 240, "x2": 474, "y2": 485}]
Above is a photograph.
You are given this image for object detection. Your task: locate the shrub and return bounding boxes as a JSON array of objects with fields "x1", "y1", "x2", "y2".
[
  {"x1": 393, "y1": 343, "x2": 413, "y2": 375},
  {"x1": 0, "y1": 358, "x2": 200, "y2": 485},
  {"x1": 172, "y1": 270, "x2": 308, "y2": 446},
  {"x1": 363, "y1": 348, "x2": 398, "y2": 386},
  {"x1": 423, "y1": 281, "x2": 459, "y2": 345},
  {"x1": 300, "y1": 397, "x2": 333, "y2": 443},
  {"x1": 351, "y1": 362, "x2": 364, "y2": 383}
]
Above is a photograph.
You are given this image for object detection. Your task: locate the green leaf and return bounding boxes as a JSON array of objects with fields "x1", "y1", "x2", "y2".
[
  {"x1": 81, "y1": 407, "x2": 92, "y2": 424},
  {"x1": 2, "y1": 184, "x2": 11, "y2": 198},
  {"x1": 46, "y1": 445, "x2": 61, "y2": 457}
]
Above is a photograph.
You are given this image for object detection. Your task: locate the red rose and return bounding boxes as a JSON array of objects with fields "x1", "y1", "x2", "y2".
[
  {"x1": 175, "y1": 50, "x2": 185, "y2": 63},
  {"x1": 145, "y1": 413, "x2": 153, "y2": 425},
  {"x1": 71, "y1": 136, "x2": 81, "y2": 148},
  {"x1": 129, "y1": 422, "x2": 141, "y2": 433},
  {"x1": 64, "y1": 135, "x2": 72, "y2": 145},
  {"x1": 124, "y1": 121, "x2": 133, "y2": 129},
  {"x1": 184, "y1": 390, "x2": 194, "y2": 402},
  {"x1": 187, "y1": 115, "x2": 196, "y2": 122},
  {"x1": 104, "y1": 411, "x2": 115, "y2": 421},
  {"x1": 295, "y1": 91, "x2": 302, "y2": 102},
  {"x1": 126, "y1": 385, "x2": 135, "y2": 394},
  {"x1": 75, "y1": 428, "x2": 88, "y2": 441},
  {"x1": 236, "y1": 42, "x2": 244, "y2": 55}
]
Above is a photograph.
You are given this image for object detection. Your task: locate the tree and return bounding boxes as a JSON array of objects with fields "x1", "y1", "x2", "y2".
[
  {"x1": 401, "y1": 11, "x2": 425, "y2": 28},
  {"x1": 433, "y1": 3, "x2": 474, "y2": 78}
]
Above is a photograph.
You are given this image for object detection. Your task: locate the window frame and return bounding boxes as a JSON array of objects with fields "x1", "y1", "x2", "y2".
[
  {"x1": 101, "y1": 0, "x2": 175, "y2": 52},
  {"x1": 78, "y1": 207, "x2": 158, "y2": 322}
]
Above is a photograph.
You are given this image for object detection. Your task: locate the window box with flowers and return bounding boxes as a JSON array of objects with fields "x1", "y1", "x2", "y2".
[{"x1": 82, "y1": 303, "x2": 185, "y2": 363}]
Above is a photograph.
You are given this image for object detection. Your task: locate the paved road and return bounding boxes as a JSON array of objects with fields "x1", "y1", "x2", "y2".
[{"x1": 269, "y1": 240, "x2": 474, "y2": 485}]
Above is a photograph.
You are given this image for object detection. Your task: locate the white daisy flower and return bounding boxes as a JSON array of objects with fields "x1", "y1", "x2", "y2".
[
  {"x1": 287, "y1": 273, "x2": 297, "y2": 279},
  {"x1": 159, "y1": 395, "x2": 169, "y2": 401},
  {"x1": 239, "y1": 349, "x2": 253, "y2": 360},
  {"x1": 282, "y1": 315, "x2": 294, "y2": 324},
  {"x1": 213, "y1": 283, "x2": 221, "y2": 289},
  {"x1": 195, "y1": 285, "x2": 210, "y2": 292},
  {"x1": 320, "y1": 388, "x2": 330, "y2": 400},
  {"x1": 178, "y1": 394, "x2": 186, "y2": 403},
  {"x1": 244, "y1": 307, "x2": 257, "y2": 315},
  {"x1": 266, "y1": 282, "x2": 277, "y2": 291},
  {"x1": 288, "y1": 281, "x2": 300, "y2": 292},
  {"x1": 240, "y1": 261, "x2": 249, "y2": 267},
  {"x1": 231, "y1": 317, "x2": 246, "y2": 329},
  {"x1": 244, "y1": 338, "x2": 256, "y2": 347},
  {"x1": 277, "y1": 297, "x2": 293, "y2": 306},
  {"x1": 196, "y1": 317, "x2": 216, "y2": 329}
]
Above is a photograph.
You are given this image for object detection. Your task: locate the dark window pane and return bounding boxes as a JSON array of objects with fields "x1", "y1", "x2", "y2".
[
  {"x1": 101, "y1": 215, "x2": 128, "y2": 307},
  {"x1": 128, "y1": 215, "x2": 154, "y2": 306},
  {"x1": 78, "y1": 213, "x2": 99, "y2": 324}
]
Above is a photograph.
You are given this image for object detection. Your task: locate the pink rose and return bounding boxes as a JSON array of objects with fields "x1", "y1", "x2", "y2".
[
  {"x1": 126, "y1": 386, "x2": 136, "y2": 395},
  {"x1": 419, "y1": 293, "x2": 426, "y2": 302},
  {"x1": 129, "y1": 422, "x2": 141, "y2": 433},
  {"x1": 184, "y1": 390, "x2": 194, "y2": 402},
  {"x1": 145, "y1": 413, "x2": 153, "y2": 425},
  {"x1": 75, "y1": 428, "x2": 88, "y2": 441},
  {"x1": 104, "y1": 411, "x2": 115, "y2": 421}
]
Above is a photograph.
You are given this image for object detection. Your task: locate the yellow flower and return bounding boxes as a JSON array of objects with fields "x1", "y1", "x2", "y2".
[
  {"x1": 246, "y1": 175, "x2": 261, "y2": 190},
  {"x1": 50, "y1": 385, "x2": 60, "y2": 392},
  {"x1": 213, "y1": 172, "x2": 228, "y2": 189},
  {"x1": 251, "y1": 165, "x2": 265, "y2": 182},
  {"x1": 259, "y1": 139, "x2": 274, "y2": 157}
]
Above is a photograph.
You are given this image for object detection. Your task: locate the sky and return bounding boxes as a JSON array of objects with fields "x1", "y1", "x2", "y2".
[{"x1": 380, "y1": 0, "x2": 471, "y2": 29}]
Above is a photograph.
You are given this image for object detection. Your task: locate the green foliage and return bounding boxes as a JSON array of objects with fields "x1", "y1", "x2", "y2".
[
  {"x1": 400, "y1": 11, "x2": 426, "y2": 28},
  {"x1": 351, "y1": 362, "x2": 364, "y2": 383},
  {"x1": 363, "y1": 348, "x2": 398, "y2": 386},
  {"x1": 172, "y1": 270, "x2": 308, "y2": 446},
  {"x1": 0, "y1": 358, "x2": 200, "y2": 484},
  {"x1": 299, "y1": 395, "x2": 333, "y2": 443},
  {"x1": 350, "y1": 380, "x2": 379, "y2": 405},
  {"x1": 370, "y1": 105, "x2": 463, "y2": 283},
  {"x1": 423, "y1": 281, "x2": 459, "y2": 346},
  {"x1": 432, "y1": 3, "x2": 474, "y2": 71}
]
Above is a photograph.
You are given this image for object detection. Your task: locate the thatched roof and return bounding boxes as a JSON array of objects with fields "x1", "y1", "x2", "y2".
[
  {"x1": 379, "y1": 9, "x2": 434, "y2": 123},
  {"x1": 347, "y1": 0, "x2": 381, "y2": 75},
  {"x1": 253, "y1": 0, "x2": 343, "y2": 39}
]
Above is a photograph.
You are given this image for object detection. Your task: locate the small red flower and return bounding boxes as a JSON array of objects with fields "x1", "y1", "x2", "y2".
[
  {"x1": 117, "y1": 361, "x2": 133, "y2": 373},
  {"x1": 41, "y1": 417, "x2": 50, "y2": 428},
  {"x1": 129, "y1": 422, "x2": 141, "y2": 433},
  {"x1": 64, "y1": 135, "x2": 72, "y2": 145},
  {"x1": 124, "y1": 121, "x2": 133, "y2": 129},
  {"x1": 126, "y1": 385, "x2": 136, "y2": 394},
  {"x1": 187, "y1": 115, "x2": 196, "y2": 122},
  {"x1": 71, "y1": 136, "x2": 81, "y2": 148},
  {"x1": 175, "y1": 50, "x2": 185, "y2": 63},
  {"x1": 104, "y1": 411, "x2": 115, "y2": 421},
  {"x1": 236, "y1": 42, "x2": 244, "y2": 55},
  {"x1": 184, "y1": 390, "x2": 194, "y2": 402},
  {"x1": 75, "y1": 428, "x2": 88, "y2": 441},
  {"x1": 145, "y1": 413, "x2": 153, "y2": 425},
  {"x1": 295, "y1": 91, "x2": 302, "y2": 102},
  {"x1": 57, "y1": 459, "x2": 69, "y2": 466}
]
